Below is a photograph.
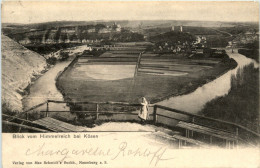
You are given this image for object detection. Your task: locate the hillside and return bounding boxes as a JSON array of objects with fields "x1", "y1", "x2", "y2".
[
  {"x1": 1, "y1": 35, "x2": 47, "y2": 112},
  {"x1": 4, "y1": 24, "x2": 142, "y2": 44}
]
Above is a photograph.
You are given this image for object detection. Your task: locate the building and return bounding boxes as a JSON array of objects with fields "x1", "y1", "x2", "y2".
[
  {"x1": 87, "y1": 28, "x2": 96, "y2": 33},
  {"x1": 82, "y1": 39, "x2": 87, "y2": 43},
  {"x1": 171, "y1": 25, "x2": 183, "y2": 32},
  {"x1": 98, "y1": 22, "x2": 121, "y2": 34},
  {"x1": 214, "y1": 49, "x2": 224, "y2": 54},
  {"x1": 98, "y1": 28, "x2": 112, "y2": 33}
]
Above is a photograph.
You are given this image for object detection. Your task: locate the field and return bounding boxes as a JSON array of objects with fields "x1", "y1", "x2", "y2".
[{"x1": 57, "y1": 43, "x2": 237, "y2": 107}]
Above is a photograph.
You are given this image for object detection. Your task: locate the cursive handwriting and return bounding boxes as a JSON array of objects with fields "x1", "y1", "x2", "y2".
[
  {"x1": 111, "y1": 141, "x2": 174, "y2": 166},
  {"x1": 25, "y1": 142, "x2": 174, "y2": 166}
]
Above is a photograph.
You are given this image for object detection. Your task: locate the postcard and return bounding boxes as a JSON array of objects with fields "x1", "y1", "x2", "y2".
[{"x1": 1, "y1": 1, "x2": 259, "y2": 167}]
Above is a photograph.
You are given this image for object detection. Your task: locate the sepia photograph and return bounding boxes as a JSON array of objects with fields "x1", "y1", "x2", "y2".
[{"x1": 1, "y1": 1, "x2": 259, "y2": 167}]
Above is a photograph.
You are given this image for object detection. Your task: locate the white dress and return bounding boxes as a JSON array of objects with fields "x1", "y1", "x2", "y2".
[{"x1": 138, "y1": 101, "x2": 149, "y2": 120}]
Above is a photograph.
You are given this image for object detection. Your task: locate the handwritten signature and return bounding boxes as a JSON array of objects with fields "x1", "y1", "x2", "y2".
[{"x1": 25, "y1": 142, "x2": 174, "y2": 166}]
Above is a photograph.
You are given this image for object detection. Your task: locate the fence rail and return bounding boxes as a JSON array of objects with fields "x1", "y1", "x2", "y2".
[
  {"x1": 154, "y1": 105, "x2": 260, "y2": 138},
  {"x1": 2, "y1": 120, "x2": 48, "y2": 132},
  {"x1": 4, "y1": 100, "x2": 260, "y2": 139},
  {"x1": 47, "y1": 99, "x2": 142, "y2": 106}
]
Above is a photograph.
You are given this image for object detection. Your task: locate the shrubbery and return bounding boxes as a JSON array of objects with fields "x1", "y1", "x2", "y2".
[
  {"x1": 238, "y1": 48, "x2": 259, "y2": 62},
  {"x1": 150, "y1": 31, "x2": 196, "y2": 44},
  {"x1": 25, "y1": 43, "x2": 83, "y2": 55},
  {"x1": 46, "y1": 57, "x2": 57, "y2": 65},
  {"x1": 60, "y1": 52, "x2": 69, "y2": 61},
  {"x1": 200, "y1": 63, "x2": 259, "y2": 132}
]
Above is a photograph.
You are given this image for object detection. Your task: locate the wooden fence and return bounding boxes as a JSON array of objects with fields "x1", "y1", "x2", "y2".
[
  {"x1": 4, "y1": 100, "x2": 260, "y2": 142},
  {"x1": 153, "y1": 105, "x2": 260, "y2": 139}
]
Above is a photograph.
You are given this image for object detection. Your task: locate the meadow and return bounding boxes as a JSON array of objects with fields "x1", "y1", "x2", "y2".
[{"x1": 57, "y1": 43, "x2": 236, "y2": 108}]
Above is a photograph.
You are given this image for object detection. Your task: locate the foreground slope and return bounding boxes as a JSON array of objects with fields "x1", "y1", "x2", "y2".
[{"x1": 1, "y1": 34, "x2": 47, "y2": 112}]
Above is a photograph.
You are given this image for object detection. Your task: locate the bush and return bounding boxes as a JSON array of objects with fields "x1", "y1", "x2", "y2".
[
  {"x1": 46, "y1": 57, "x2": 57, "y2": 65},
  {"x1": 238, "y1": 48, "x2": 259, "y2": 62},
  {"x1": 200, "y1": 63, "x2": 259, "y2": 132},
  {"x1": 150, "y1": 31, "x2": 196, "y2": 44},
  {"x1": 60, "y1": 52, "x2": 69, "y2": 61},
  {"x1": 2, "y1": 102, "x2": 17, "y2": 116}
]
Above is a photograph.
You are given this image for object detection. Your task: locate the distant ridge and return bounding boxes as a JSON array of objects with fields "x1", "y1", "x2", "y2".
[{"x1": 3, "y1": 20, "x2": 258, "y2": 30}]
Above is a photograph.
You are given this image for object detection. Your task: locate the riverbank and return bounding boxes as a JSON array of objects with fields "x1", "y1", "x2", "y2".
[
  {"x1": 199, "y1": 49, "x2": 259, "y2": 133},
  {"x1": 1, "y1": 35, "x2": 47, "y2": 113},
  {"x1": 238, "y1": 48, "x2": 259, "y2": 62},
  {"x1": 21, "y1": 45, "x2": 91, "y2": 121},
  {"x1": 153, "y1": 56, "x2": 237, "y2": 104},
  {"x1": 22, "y1": 58, "x2": 74, "y2": 108}
]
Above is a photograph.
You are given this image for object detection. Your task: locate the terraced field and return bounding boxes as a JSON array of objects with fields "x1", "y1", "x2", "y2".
[{"x1": 138, "y1": 54, "x2": 219, "y2": 76}]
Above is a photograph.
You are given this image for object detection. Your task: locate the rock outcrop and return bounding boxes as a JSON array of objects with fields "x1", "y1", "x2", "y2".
[
  {"x1": 2, "y1": 35, "x2": 47, "y2": 112},
  {"x1": 6, "y1": 24, "x2": 144, "y2": 47},
  {"x1": 8, "y1": 24, "x2": 119, "y2": 45}
]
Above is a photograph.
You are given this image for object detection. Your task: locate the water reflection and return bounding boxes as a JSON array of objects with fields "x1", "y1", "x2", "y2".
[{"x1": 158, "y1": 49, "x2": 259, "y2": 114}]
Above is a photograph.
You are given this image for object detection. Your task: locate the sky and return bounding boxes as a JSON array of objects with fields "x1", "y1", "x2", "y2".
[{"x1": 1, "y1": 1, "x2": 259, "y2": 24}]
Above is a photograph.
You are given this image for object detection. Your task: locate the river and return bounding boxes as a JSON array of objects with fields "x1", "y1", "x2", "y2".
[
  {"x1": 155, "y1": 49, "x2": 259, "y2": 126},
  {"x1": 23, "y1": 48, "x2": 258, "y2": 126},
  {"x1": 22, "y1": 60, "x2": 73, "y2": 107},
  {"x1": 22, "y1": 45, "x2": 91, "y2": 119},
  {"x1": 22, "y1": 56, "x2": 76, "y2": 120}
]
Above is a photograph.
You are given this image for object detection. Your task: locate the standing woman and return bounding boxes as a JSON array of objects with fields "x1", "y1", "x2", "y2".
[{"x1": 138, "y1": 97, "x2": 149, "y2": 124}]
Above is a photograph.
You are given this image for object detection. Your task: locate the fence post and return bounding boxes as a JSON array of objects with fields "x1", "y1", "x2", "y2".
[
  {"x1": 153, "y1": 105, "x2": 157, "y2": 124},
  {"x1": 25, "y1": 113, "x2": 28, "y2": 120},
  {"x1": 96, "y1": 103, "x2": 99, "y2": 120},
  {"x1": 46, "y1": 101, "x2": 49, "y2": 117},
  {"x1": 235, "y1": 127, "x2": 239, "y2": 147}
]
